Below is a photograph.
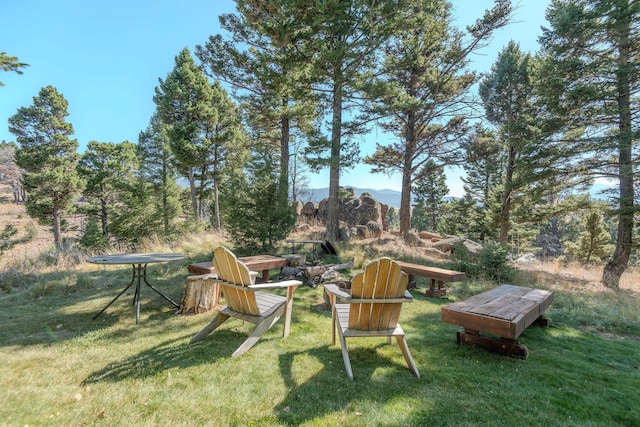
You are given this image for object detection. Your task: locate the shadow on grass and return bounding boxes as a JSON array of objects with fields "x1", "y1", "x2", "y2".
[
  {"x1": 82, "y1": 329, "x2": 248, "y2": 384},
  {"x1": 0, "y1": 263, "x2": 189, "y2": 347},
  {"x1": 275, "y1": 343, "x2": 425, "y2": 425}
]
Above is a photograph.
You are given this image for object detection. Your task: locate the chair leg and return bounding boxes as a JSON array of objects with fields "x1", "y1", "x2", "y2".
[
  {"x1": 231, "y1": 308, "x2": 284, "y2": 358},
  {"x1": 395, "y1": 335, "x2": 420, "y2": 379},
  {"x1": 335, "y1": 327, "x2": 354, "y2": 380},
  {"x1": 189, "y1": 313, "x2": 230, "y2": 344},
  {"x1": 282, "y1": 285, "x2": 298, "y2": 338}
]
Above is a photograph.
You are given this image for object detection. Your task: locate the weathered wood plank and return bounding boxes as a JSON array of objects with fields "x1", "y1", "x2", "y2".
[{"x1": 441, "y1": 284, "x2": 554, "y2": 357}]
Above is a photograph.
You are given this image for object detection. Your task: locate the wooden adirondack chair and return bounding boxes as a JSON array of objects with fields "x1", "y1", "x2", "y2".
[
  {"x1": 324, "y1": 257, "x2": 420, "y2": 380},
  {"x1": 189, "y1": 247, "x2": 301, "y2": 358}
]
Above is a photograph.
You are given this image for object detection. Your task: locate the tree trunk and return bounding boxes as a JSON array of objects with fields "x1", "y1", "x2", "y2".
[
  {"x1": 162, "y1": 164, "x2": 170, "y2": 233},
  {"x1": 601, "y1": 13, "x2": 634, "y2": 289},
  {"x1": 499, "y1": 143, "x2": 515, "y2": 245},
  {"x1": 188, "y1": 166, "x2": 198, "y2": 217},
  {"x1": 100, "y1": 197, "x2": 108, "y2": 237},
  {"x1": 399, "y1": 111, "x2": 416, "y2": 237},
  {"x1": 279, "y1": 109, "x2": 290, "y2": 202},
  {"x1": 325, "y1": 78, "x2": 343, "y2": 242},
  {"x1": 52, "y1": 207, "x2": 63, "y2": 250},
  {"x1": 177, "y1": 275, "x2": 220, "y2": 314},
  {"x1": 212, "y1": 177, "x2": 221, "y2": 230}
]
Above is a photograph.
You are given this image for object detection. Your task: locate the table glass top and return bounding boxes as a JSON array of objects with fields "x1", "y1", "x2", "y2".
[{"x1": 86, "y1": 252, "x2": 185, "y2": 264}]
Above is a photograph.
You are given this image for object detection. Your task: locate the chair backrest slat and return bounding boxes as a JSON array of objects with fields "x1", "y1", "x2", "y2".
[
  {"x1": 213, "y1": 247, "x2": 259, "y2": 315},
  {"x1": 348, "y1": 258, "x2": 408, "y2": 331}
]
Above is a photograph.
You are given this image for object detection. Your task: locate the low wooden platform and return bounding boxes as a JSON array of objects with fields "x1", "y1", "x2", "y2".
[
  {"x1": 395, "y1": 261, "x2": 466, "y2": 297},
  {"x1": 441, "y1": 284, "x2": 553, "y2": 359},
  {"x1": 187, "y1": 255, "x2": 288, "y2": 281}
]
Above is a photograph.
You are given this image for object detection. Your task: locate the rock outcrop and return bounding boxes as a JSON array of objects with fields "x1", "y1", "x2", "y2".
[{"x1": 300, "y1": 187, "x2": 388, "y2": 235}]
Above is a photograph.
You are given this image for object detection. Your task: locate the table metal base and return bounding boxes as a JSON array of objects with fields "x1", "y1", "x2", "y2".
[{"x1": 93, "y1": 263, "x2": 179, "y2": 324}]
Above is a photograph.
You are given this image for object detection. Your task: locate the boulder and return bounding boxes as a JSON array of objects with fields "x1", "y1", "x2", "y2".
[
  {"x1": 419, "y1": 231, "x2": 442, "y2": 241},
  {"x1": 404, "y1": 230, "x2": 425, "y2": 247}
]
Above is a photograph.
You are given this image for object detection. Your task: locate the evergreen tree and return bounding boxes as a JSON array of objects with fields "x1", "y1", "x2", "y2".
[
  {"x1": 364, "y1": 0, "x2": 512, "y2": 237},
  {"x1": 412, "y1": 159, "x2": 448, "y2": 231},
  {"x1": 479, "y1": 41, "x2": 534, "y2": 245},
  {"x1": 461, "y1": 124, "x2": 504, "y2": 206},
  {"x1": 537, "y1": 0, "x2": 640, "y2": 288},
  {"x1": 196, "y1": 3, "x2": 316, "y2": 205},
  {"x1": 138, "y1": 114, "x2": 182, "y2": 235},
  {"x1": 293, "y1": 0, "x2": 404, "y2": 241},
  {"x1": 386, "y1": 206, "x2": 399, "y2": 232},
  {"x1": 438, "y1": 194, "x2": 484, "y2": 240},
  {"x1": 154, "y1": 48, "x2": 216, "y2": 220},
  {"x1": 565, "y1": 210, "x2": 615, "y2": 265},
  {"x1": 77, "y1": 140, "x2": 139, "y2": 238},
  {"x1": 108, "y1": 176, "x2": 163, "y2": 244},
  {"x1": 0, "y1": 52, "x2": 28, "y2": 86},
  {"x1": 8, "y1": 86, "x2": 84, "y2": 249},
  {"x1": 201, "y1": 81, "x2": 246, "y2": 230},
  {"x1": 0, "y1": 141, "x2": 23, "y2": 202},
  {"x1": 222, "y1": 144, "x2": 295, "y2": 254}
]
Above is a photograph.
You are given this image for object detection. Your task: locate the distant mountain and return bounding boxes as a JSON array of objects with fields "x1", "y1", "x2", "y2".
[{"x1": 303, "y1": 182, "x2": 617, "y2": 207}]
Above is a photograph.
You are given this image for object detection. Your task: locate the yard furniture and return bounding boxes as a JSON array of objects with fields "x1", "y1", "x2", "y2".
[
  {"x1": 86, "y1": 252, "x2": 185, "y2": 324},
  {"x1": 441, "y1": 284, "x2": 554, "y2": 359},
  {"x1": 189, "y1": 247, "x2": 302, "y2": 358},
  {"x1": 324, "y1": 257, "x2": 420, "y2": 380},
  {"x1": 395, "y1": 260, "x2": 466, "y2": 297},
  {"x1": 187, "y1": 254, "x2": 288, "y2": 282}
]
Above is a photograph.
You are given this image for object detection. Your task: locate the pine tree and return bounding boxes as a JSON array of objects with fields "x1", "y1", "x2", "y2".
[
  {"x1": 138, "y1": 114, "x2": 182, "y2": 235},
  {"x1": 412, "y1": 160, "x2": 448, "y2": 231},
  {"x1": 8, "y1": 86, "x2": 84, "y2": 249},
  {"x1": 222, "y1": 144, "x2": 295, "y2": 254},
  {"x1": 77, "y1": 140, "x2": 139, "y2": 238},
  {"x1": 537, "y1": 0, "x2": 639, "y2": 288},
  {"x1": 196, "y1": 3, "x2": 316, "y2": 204},
  {"x1": 292, "y1": 0, "x2": 404, "y2": 241},
  {"x1": 364, "y1": 0, "x2": 512, "y2": 237},
  {"x1": 565, "y1": 211, "x2": 614, "y2": 265},
  {"x1": 0, "y1": 52, "x2": 28, "y2": 86},
  {"x1": 154, "y1": 48, "x2": 216, "y2": 220}
]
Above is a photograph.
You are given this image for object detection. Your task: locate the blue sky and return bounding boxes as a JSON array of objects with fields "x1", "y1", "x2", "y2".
[{"x1": 1, "y1": 0, "x2": 550, "y2": 196}]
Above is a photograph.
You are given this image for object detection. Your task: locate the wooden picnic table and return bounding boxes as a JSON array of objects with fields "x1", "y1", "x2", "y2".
[
  {"x1": 441, "y1": 284, "x2": 554, "y2": 359},
  {"x1": 187, "y1": 254, "x2": 288, "y2": 282},
  {"x1": 395, "y1": 261, "x2": 466, "y2": 297}
]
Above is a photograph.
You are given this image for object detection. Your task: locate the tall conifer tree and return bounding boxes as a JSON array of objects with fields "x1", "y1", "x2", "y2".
[
  {"x1": 537, "y1": 0, "x2": 640, "y2": 288},
  {"x1": 8, "y1": 86, "x2": 84, "y2": 249}
]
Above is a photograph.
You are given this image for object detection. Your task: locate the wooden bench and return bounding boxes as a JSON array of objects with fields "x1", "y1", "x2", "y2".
[
  {"x1": 187, "y1": 255, "x2": 288, "y2": 282},
  {"x1": 395, "y1": 261, "x2": 466, "y2": 297},
  {"x1": 441, "y1": 284, "x2": 554, "y2": 359}
]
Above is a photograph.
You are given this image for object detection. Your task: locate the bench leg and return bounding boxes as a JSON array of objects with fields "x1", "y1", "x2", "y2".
[
  {"x1": 456, "y1": 329, "x2": 529, "y2": 359},
  {"x1": 406, "y1": 274, "x2": 417, "y2": 290},
  {"x1": 425, "y1": 279, "x2": 447, "y2": 298},
  {"x1": 533, "y1": 315, "x2": 550, "y2": 327}
]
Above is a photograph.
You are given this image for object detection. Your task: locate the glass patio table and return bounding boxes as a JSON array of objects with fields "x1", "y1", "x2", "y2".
[{"x1": 87, "y1": 252, "x2": 185, "y2": 324}]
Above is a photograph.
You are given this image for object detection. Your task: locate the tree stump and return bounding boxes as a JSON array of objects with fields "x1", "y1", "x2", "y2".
[{"x1": 177, "y1": 275, "x2": 220, "y2": 315}]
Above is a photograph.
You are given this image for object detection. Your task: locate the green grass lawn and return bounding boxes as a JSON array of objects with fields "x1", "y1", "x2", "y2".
[{"x1": 1, "y1": 254, "x2": 639, "y2": 426}]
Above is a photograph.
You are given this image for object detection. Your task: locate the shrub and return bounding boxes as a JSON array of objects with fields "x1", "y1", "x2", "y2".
[
  {"x1": 78, "y1": 219, "x2": 109, "y2": 252},
  {"x1": 451, "y1": 241, "x2": 514, "y2": 283}
]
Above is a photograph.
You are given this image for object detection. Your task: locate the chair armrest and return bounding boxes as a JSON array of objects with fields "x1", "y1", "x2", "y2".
[
  {"x1": 187, "y1": 273, "x2": 218, "y2": 280},
  {"x1": 324, "y1": 284, "x2": 352, "y2": 301},
  {"x1": 325, "y1": 284, "x2": 413, "y2": 304},
  {"x1": 249, "y1": 280, "x2": 302, "y2": 289}
]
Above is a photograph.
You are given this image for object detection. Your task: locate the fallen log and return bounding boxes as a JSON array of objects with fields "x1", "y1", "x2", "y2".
[{"x1": 279, "y1": 260, "x2": 354, "y2": 288}]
